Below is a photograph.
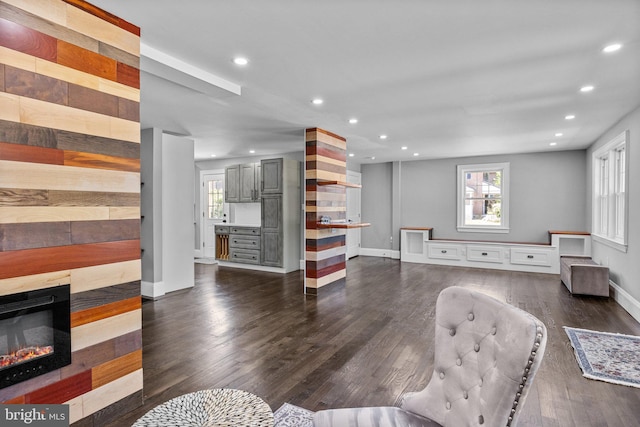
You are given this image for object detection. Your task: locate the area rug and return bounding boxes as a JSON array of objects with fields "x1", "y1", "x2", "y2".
[
  {"x1": 274, "y1": 403, "x2": 314, "y2": 427},
  {"x1": 564, "y1": 326, "x2": 640, "y2": 388}
]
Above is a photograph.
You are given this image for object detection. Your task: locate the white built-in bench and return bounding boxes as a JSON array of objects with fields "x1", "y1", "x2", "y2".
[{"x1": 400, "y1": 228, "x2": 592, "y2": 275}]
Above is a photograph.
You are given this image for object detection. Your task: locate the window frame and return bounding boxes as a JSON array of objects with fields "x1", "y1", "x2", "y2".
[
  {"x1": 592, "y1": 130, "x2": 629, "y2": 252},
  {"x1": 457, "y1": 162, "x2": 510, "y2": 234}
]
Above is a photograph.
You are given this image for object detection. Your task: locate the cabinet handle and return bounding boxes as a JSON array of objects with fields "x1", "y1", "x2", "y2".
[
  {"x1": 482, "y1": 252, "x2": 488, "y2": 256},
  {"x1": 441, "y1": 250, "x2": 447, "y2": 254},
  {"x1": 527, "y1": 255, "x2": 534, "y2": 259}
]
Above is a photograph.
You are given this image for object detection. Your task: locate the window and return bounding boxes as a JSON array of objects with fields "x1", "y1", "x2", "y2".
[
  {"x1": 207, "y1": 178, "x2": 224, "y2": 219},
  {"x1": 457, "y1": 162, "x2": 510, "y2": 233},
  {"x1": 592, "y1": 131, "x2": 628, "y2": 252}
]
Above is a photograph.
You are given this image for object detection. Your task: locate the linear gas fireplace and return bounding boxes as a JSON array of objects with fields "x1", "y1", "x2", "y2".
[{"x1": 0, "y1": 285, "x2": 71, "y2": 389}]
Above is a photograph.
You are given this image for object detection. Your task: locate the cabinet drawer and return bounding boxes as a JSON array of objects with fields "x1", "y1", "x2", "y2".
[
  {"x1": 467, "y1": 246, "x2": 503, "y2": 263},
  {"x1": 229, "y1": 235, "x2": 260, "y2": 250},
  {"x1": 229, "y1": 226, "x2": 260, "y2": 235},
  {"x1": 229, "y1": 248, "x2": 260, "y2": 265},
  {"x1": 510, "y1": 248, "x2": 552, "y2": 266},
  {"x1": 215, "y1": 226, "x2": 229, "y2": 234},
  {"x1": 428, "y1": 244, "x2": 463, "y2": 260}
]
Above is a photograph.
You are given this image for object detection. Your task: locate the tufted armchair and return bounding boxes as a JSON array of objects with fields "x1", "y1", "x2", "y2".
[{"x1": 313, "y1": 286, "x2": 547, "y2": 427}]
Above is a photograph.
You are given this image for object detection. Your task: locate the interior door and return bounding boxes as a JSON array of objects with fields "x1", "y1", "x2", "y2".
[
  {"x1": 346, "y1": 170, "x2": 362, "y2": 259},
  {"x1": 202, "y1": 172, "x2": 226, "y2": 258}
]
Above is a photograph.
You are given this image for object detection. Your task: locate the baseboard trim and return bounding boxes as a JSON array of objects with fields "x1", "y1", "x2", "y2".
[
  {"x1": 610, "y1": 280, "x2": 640, "y2": 324},
  {"x1": 360, "y1": 248, "x2": 401, "y2": 259},
  {"x1": 141, "y1": 280, "x2": 165, "y2": 299}
]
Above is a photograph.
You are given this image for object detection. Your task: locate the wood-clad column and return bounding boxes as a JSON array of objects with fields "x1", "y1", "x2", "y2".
[
  {"x1": 0, "y1": 0, "x2": 142, "y2": 424},
  {"x1": 305, "y1": 128, "x2": 347, "y2": 294}
]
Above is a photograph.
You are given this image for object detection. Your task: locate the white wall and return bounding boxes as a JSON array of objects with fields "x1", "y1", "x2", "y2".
[
  {"x1": 140, "y1": 129, "x2": 195, "y2": 298},
  {"x1": 362, "y1": 150, "x2": 587, "y2": 249},
  {"x1": 587, "y1": 106, "x2": 640, "y2": 319}
]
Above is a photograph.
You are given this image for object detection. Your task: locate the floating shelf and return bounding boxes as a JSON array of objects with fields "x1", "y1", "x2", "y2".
[
  {"x1": 316, "y1": 180, "x2": 362, "y2": 188},
  {"x1": 317, "y1": 222, "x2": 371, "y2": 229}
]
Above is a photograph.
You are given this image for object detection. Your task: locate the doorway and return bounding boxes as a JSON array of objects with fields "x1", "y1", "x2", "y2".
[
  {"x1": 346, "y1": 170, "x2": 362, "y2": 259},
  {"x1": 201, "y1": 171, "x2": 226, "y2": 258}
]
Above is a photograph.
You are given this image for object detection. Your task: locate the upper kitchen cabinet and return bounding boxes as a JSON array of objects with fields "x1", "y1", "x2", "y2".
[
  {"x1": 261, "y1": 158, "x2": 283, "y2": 194},
  {"x1": 225, "y1": 162, "x2": 261, "y2": 203}
]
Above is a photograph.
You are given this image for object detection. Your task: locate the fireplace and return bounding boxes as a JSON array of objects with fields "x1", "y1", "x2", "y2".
[{"x1": 0, "y1": 285, "x2": 71, "y2": 389}]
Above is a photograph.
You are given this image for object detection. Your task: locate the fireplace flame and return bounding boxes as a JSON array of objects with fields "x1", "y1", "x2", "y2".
[{"x1": 0, "y1": 346, "x2": 54, "y2": 368}]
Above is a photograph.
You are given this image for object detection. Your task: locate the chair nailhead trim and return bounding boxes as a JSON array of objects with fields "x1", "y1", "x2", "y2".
[
  {"x1": 468, "y1": 313, "x2": 475, "y2": 321},
  {"x1": 449, "y1": 328, "x2": 456, "y2": 336}
]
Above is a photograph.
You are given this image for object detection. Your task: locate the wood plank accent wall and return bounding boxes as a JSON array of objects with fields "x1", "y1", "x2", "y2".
[
  {"x1": 0, "y1": 0, "x2": 142, "y2": 425},
  {"x1": 305, "y1": 128, "x2": 348, "y2": 294}
]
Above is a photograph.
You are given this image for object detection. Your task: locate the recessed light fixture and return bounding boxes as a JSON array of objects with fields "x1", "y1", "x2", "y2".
[
  {"x1": 349, "y1": 118, "x2": 358, "y2": 124},
  {"x1": 348, "y1": 153, "x2": 355, "y2": 157},
  {"x1": 549, "y1": 142, "x2": 558, "y2": 147},
  {"x1": 379, "y1": 135, "x2": 388, "y2": 140},
  {"x1": 603, "y1": 43, "x2": 622, "y2": 53},
  {"x1": 555, "y1": 133, "x2": 563, "y2": 137},
  {"x1": 233, "y1": 57, "x2": 249, "y2": 66},
  {"x1": 249, "y1": 150, "x2": 255, "y2": 154},
  {"x1": 370, "y1": 156, "x2": 376, "y2": 160},
  {"x1": 580, "y1": 85, "x2": 595, "y2": 93},
  {"x1": 565, "y1": 114, "x2": 576, "y2": 120},
  {"x1": 311, "y1": 98, "x2": 323, "y2": 105},
  {"x1": 401, "y1": 146, "x2": 408, "y2": 150},
  {"x1": 210, "y1": 154, "x2": 217, "y2": 157},
  {"x1": 413, "y1": 153, "x2": 419, "y2": 157}
]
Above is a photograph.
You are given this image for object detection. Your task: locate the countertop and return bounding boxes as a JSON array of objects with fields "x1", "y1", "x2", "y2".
[{"x1": 215, "y1": 223, "x2": 261, "y2": 228}]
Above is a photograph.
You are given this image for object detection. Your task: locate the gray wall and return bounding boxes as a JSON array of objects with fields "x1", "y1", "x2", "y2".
[
  {"x1": 587, "y1": 105, "x2": 640, "y2": 305},
  {"x1": 362, "y1": 150, "x2": 587, "y2": 247}
]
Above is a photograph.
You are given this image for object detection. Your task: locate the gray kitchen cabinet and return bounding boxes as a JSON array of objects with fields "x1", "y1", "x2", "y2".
[
  {"x1": 261, "y1": 194, "x2": 283, "y2": 267},
  {"x1": 226, "y1": 162, "x2": 261, "y2": 203},
  {"x1": 261, "y1": 158, "x2": 283, "y2": 194}
]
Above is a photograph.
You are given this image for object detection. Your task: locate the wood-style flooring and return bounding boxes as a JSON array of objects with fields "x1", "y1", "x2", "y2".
[{"x1": 106, "y1": 256, "x2": 640, "y2": 427}]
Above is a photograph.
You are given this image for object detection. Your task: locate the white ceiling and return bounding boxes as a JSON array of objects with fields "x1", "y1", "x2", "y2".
[{"x1": 90, "y1": 0, "x2": 640, "y2": 163}]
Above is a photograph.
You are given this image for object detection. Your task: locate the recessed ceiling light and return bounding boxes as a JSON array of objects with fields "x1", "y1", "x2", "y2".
[
  {"x1": 249, "y1": 150, "x2": 255, "y2": 154},
  {"x1": 549, "y1": 142, "x2": 558, "y2": 146},
  {"x1": 565, "y1": 114, "x2": 576, "y2": 120},
  {"x1": 233, "y1": 57, "x2": 249, "y2": 66},
  {"x1": 401, "y1": 146, "x2": 408, "y2": 150},
  {"x1": 349, "y1": 118, "x2": 358, "y2": 124},
  {"x1": 555, "y1": 133, "x2": 563, "y2": 137},
  {"x1": 210, "y1": 154, "x2": 217, "y2": 157},
  {"x1": 413, "y1": 153, "x2": 419, "y2": 156},
  {"x1": 379, "y1": 135, "x2": 388, "y2": 140},
  {"x1": 603, "y1": 43, "x2": 622, "y2": 53},
  {"x1": 370, "y1": 156, "x2": 376, "y2": 160},
  {"x1": 311, "y1": 98, "x2": 323, "y2": 105},
  {"x1": 348, "y1": 153, "x2": 355, "y2": 157},
  {"x1": 580, "y1": 85, "x2": 595, "y2": 93}
]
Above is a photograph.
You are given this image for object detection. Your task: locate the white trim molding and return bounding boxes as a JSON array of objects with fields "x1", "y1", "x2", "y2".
[{"x1": 609, "y1": 280, "x2": 640, "y2": 324}]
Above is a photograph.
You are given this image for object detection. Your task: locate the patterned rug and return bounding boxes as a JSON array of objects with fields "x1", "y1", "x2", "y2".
[
  {"x1": 564, "y1": 326, "x2": 640, "y2": 388},
  {"x1": 274, "y1": 403, "x2": 314, "y2": 427}
]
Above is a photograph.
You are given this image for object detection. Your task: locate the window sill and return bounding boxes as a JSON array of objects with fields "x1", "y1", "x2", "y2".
[
  {"x1": 592, "y1": 234, "x2": 627, "y2": 253},
  {"x1": 457, "y1": 226, "x2": 510, "y2": 234}
]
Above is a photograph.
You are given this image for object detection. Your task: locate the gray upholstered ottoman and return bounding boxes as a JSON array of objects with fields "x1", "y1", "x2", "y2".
[{"x1": 560, "y1": 256, "x2": 609, "y2": 297}]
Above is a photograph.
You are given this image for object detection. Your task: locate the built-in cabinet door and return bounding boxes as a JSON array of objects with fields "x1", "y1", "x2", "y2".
[
  {"x1": 239, "y1": 163, "x2": 256, "y2": 202},
  {"x1": 225, "y1": 165, "x2": 240, "y2": 203},
  {"x1": 261, "y1": 194, "x2": 283, "y2": 266},
  {"x1": 261, "y1": 158, "x2": 283, "y2": 194}
]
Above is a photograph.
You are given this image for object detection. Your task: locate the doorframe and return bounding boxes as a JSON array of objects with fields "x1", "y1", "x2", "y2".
[
  {"x1": 346, "y1": 170, "x2": 362, "y2": 259},
  {"x1": 198, "y1": 168, "x2": 226, "y2": 258}
]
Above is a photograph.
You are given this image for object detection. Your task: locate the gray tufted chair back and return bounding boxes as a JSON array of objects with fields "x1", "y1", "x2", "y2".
[{"x1": 400, "y1": 286, "x2": 547, "y2": 426}]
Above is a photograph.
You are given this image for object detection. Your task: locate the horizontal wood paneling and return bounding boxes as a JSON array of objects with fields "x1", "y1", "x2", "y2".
[
  {"x1": 0, "y1": 160, "x2": 140, "y2": 192},
  {"x1": 71, "y1": 309, "x2": 141, "y2": 352},
  {"x1": 71, "y1": 281, "x2": 141, "y2": 313},
  {"x1": 0, "y1": 239, "x2": 140, "y2": 279},
  {"x1": 27, "y1": 370, "x2": 92, "y2": 404},
  {"x1": 0, "y1": 16, "x2": 57, "y2": 61},
  {"x1": 1, "y1": 1, "x2": 141, "y2": 420},
  {"x1": 71, "y1": 296, "x2": 141, "y2": 327},
  {"x1": 91, "y1": 350, "x2": 142, "y2": 389},
  {"x1": 0, "y1": 45, "x2": 139, "y2": 101}
]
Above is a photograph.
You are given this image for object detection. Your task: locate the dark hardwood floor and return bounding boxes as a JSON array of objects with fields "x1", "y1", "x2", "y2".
[{"x1": 106, "y1": 256, "x2": 640, "y2": 426}]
